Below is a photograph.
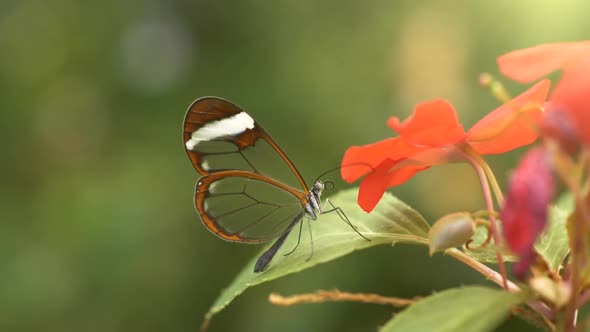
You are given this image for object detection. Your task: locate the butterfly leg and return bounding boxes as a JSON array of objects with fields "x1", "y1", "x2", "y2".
[
  {"x1": 283, "y1": 217, "x2": 304, "y2": 257},
  {"x1": 281, "y1": 217, "x2": 314, "y2": 261},
  {"x1": 305, "y1": 218, "x2": 314, "y2": 262},
  {"x1": 323, "y1": 199, "x2": 371, "y2": 241}
]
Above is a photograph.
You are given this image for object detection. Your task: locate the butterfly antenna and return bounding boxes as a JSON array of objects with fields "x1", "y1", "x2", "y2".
[{"x1": 313, "y1": 162, "x2": 374, "y2": 185}]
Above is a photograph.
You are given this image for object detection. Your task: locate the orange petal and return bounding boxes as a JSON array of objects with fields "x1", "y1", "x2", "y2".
[
  {"x1": 357, "y1": 159, "x2": 397, "y2": 212},
  {"x1": 341, "y1": 137, "x2": 417, "y2": 183},
  {"x1": 498, "y1": 42, "x2": 590, "y2": 83},
  {"x1": 467, "y1": 80, "x2": 550, "y2": 155},
  {"x1": 386, "y1": 164, "x2": 428, "y2": 186},
  {"x1": 357, "y1": 158, "x2": 426, "y2": 212},
  {"x1": 550, "y1": 57, "x2": 590, "y2": 144},
  {"x1": 387, "y1": 99, "x2": 466, "y2": 147}
]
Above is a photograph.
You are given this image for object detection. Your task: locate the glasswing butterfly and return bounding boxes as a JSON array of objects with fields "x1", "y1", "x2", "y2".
[{"x1": 182, "y1": 97, "x2": 368, "y2": 272}]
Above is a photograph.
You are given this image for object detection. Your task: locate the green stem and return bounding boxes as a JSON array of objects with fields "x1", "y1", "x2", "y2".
[
  {"x1": 458, "y1": 145, "x2": 509, "y2": 290},
  {"x1": 465, "y1": 149, "x2": 505, "y2": 206}
]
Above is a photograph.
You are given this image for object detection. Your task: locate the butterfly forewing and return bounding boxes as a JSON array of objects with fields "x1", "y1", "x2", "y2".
[
  {"x1": 183, "y1": 97, "x2": 310, "y2": 243},
  {"x1": 183, "y1": 97, "x2": 308, "y2": 192}
]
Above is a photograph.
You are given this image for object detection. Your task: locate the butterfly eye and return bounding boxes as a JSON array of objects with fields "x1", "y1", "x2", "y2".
[{"x1": 324, "y1": 180, "x2": 335, "y2": 191}]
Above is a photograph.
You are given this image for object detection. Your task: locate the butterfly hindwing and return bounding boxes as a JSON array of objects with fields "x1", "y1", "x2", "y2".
[{"x1": 195, "y1": 171, "x2": 305, "y2": 242}]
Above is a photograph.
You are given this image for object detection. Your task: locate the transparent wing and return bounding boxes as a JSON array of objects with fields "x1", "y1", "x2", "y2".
[
  {"x1": 195, "y1": 171, "x2": 306, "y2": 243},
  {"x1": 183, "y1": 97, "x2": 309, "y2": 193}
]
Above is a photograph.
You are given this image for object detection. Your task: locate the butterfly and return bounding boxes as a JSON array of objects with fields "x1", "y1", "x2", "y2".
[{"x1": 182, "y1": 97, "x2": 368, "y2": 272}]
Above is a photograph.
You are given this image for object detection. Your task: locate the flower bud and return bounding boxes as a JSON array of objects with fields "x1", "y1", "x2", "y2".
[{"x1": 429, "y1": 212, "x2": 476, "y2": 256}]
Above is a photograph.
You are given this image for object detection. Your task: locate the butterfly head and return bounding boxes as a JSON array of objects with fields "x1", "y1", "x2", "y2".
[{"x1": 311, "y1": 180, "x2": 325, "y2": 196}]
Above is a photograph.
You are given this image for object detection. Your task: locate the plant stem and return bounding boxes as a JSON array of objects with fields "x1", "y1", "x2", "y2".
[
  {"x1": 446, "y1": 248, "x2": 554, "y2": 328},
  {"x1": 549, "y1": 143, "x2": 589, "y2": 331},
  {"x1": 459, "y1": 145, "x2": 509, "y2": 290},
  {"x1": 268, "y1": 289, "x2": 418, "y2": 307},
  {"x1": 446, "y1": 248, "x2": 516, "y2": 291},
  {"x1": 479, "y1": 157, "x2": 505, "y2": 206}
]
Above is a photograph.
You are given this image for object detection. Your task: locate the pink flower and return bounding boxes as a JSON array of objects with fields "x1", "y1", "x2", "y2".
[{"x1": 500, "y1": 147, "x2": 554, "y2": 279}]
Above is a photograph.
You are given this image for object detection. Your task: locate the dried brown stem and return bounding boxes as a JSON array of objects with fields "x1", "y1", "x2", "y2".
[{"x1": 269, "y1": 289, "x2": 418, "y2": 307}]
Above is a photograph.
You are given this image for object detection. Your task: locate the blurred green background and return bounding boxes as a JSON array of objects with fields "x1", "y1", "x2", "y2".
[{"x1": 2, "y1": 1, "x2": 589, "y2": 331}]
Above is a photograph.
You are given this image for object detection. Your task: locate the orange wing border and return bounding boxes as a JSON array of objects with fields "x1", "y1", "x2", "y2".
[{"x1": 194, "y1": 170, "x2": 308, "y2": 243}]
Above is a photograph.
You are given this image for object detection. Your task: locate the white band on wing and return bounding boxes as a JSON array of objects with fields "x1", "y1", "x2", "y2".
[{"x1": 186, "y1": 112, "x2": 255, "y2": 150}]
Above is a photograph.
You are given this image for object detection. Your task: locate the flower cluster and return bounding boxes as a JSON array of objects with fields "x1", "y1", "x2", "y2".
[
  {"x1": 343, "y1": 41, "x2": 590, "y2": 286},
  {"x1": 342, "y1": 80, "x2": 549, "y2": 213}
]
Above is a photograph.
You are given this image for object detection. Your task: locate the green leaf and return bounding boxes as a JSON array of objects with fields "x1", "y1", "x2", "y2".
[
  {"x1": 464, "y1": 194, "x2": 572, "y2": 270},
  {"x1": 462, "y1": 224, "x2": 517, "y2": 263},
  {"x1": 380, "y1": 286, "x2": 522, "y2": 332},
  {"x1": 203, "y1": 188, "x2": 430, "y2": 325},
  {"x1": 534, "y1": 194, "x2": 571, "y2": 272}
]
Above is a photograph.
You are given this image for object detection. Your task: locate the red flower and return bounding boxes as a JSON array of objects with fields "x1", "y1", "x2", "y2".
[
  {"x1": 498, "y1": 41, "x2": 590, "y2": 145},
  {"x1": 342, "y1": 80, "x2": 550, "y2": 212},
  {"x1": 500, "y1": 147, "x2": 554, "y2": 279}
]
